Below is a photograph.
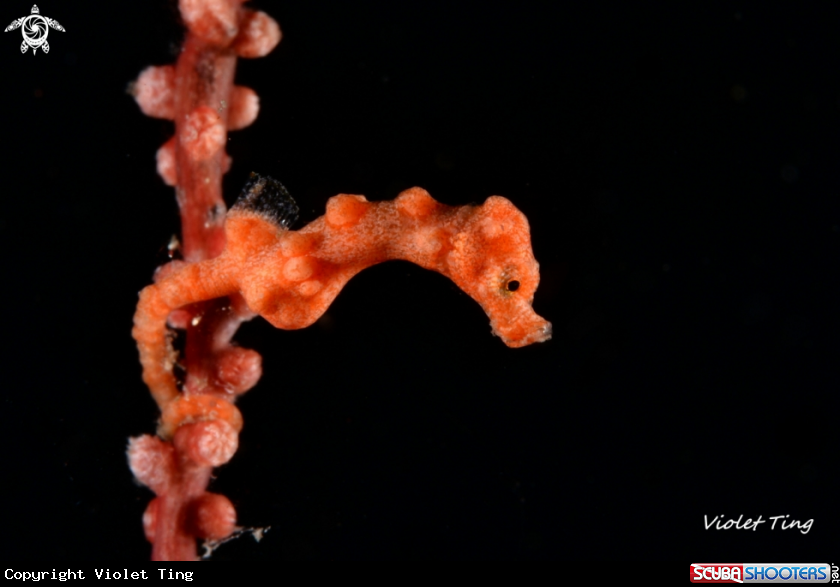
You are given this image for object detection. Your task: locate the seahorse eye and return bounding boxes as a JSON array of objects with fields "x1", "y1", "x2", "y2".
[{"x1": 506, "y1": 279, "x2": 520, "y2": 292}]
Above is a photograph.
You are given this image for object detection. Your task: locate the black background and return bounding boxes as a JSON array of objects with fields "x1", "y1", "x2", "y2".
[{"x1": 2, "y1": 0, "x2": 838, "y2": 560}]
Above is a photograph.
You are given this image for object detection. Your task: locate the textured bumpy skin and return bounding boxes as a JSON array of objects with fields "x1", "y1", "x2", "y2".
[{"x1": 133, "y1": 183, "x2": 551, "y2": 429}]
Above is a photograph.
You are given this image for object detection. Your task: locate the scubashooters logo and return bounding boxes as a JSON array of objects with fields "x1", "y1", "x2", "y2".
[
  {"x1": 690, "y1": 564, "x2": 833, "y2": 583},
  {"x1": 4, "y1": 5, "x2": 65, "y2": 54}
]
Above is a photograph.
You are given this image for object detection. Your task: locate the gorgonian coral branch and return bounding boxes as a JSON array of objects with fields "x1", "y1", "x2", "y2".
[{"x1": 129, "y1": 0, "x2": 279, "y2": 561}]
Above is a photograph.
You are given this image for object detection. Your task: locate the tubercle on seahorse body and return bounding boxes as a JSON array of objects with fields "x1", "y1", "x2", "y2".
[{"x1": 133, "y1": 180, "x2": 552, "y2": 438}]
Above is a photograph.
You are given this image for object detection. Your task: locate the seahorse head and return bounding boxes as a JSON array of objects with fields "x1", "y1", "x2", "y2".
[{"x1": 446, "y1": 196, "x2": 552, "y2": 348}]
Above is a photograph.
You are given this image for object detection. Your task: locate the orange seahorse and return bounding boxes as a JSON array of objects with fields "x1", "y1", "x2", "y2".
[
  {"x1": 129, "y1": 174, "x2": 551, "y2": 557},
  {"x1": 134, "y1": 174, "x2": 551, "y2": 436}
]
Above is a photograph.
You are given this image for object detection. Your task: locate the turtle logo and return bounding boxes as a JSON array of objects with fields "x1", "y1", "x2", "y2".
[{"x1": 5, "y1": 5, "x2": 65, "y2": 55}]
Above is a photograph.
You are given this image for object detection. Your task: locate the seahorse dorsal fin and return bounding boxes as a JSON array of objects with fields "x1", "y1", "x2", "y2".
[{"x1": 232, "y1": 172, "x2": 299, "y2": 229}]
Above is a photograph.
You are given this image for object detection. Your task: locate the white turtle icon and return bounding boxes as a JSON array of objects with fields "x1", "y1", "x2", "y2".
[{"x1": 5, "y1": 5, "x2": 65, "y2": 55}]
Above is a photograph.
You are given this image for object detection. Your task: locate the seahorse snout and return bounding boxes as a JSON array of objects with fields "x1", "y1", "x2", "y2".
[{"x1": 490, "y1": 307, "x2": 552, "y2": 348}]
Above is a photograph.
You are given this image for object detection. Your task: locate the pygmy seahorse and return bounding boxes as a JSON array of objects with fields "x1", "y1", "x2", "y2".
[{"x1": 132, "y1": 175, "x2": 552, "y2": 438}]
